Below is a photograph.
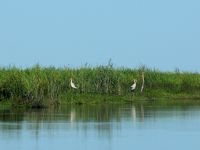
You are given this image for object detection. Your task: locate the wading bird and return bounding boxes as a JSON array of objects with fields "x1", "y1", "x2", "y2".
[
  {"x1": 70, "y1": 78, "x2": 77, "y2": 89},
  {"x1": 131, "y1": 79, "x2": 137, "y2": 92}
]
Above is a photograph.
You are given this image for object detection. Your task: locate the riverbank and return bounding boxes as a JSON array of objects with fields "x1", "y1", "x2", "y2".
[
  {"x1": 1, "y1": 93, "x2": 143, "y2": 111},
  {"x1": 1, "y1": 92, "x2": 200, "y2": 112},
  {"x1": 0, "y1": 64, "x2": 200, "y2": 108}
]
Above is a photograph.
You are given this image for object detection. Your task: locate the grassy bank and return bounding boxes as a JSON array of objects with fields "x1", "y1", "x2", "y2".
[{"x1": 0, "y1": 64, "x2": 200, "y2": 107}]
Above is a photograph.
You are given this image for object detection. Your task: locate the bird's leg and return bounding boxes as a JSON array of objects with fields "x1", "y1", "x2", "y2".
[{"x1": 129, "y1": 91, "x2": 135, "y2": 101}]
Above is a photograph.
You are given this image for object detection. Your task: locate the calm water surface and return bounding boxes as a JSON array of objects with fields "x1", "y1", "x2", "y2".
[{"x1": 0, "y1": 103, "x2": 200, "y2": 150}]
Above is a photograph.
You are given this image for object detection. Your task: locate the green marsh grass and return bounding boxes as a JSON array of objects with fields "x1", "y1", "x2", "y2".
[{"x1": 0, "y1": 64, "x2": 200, "y2": 107}]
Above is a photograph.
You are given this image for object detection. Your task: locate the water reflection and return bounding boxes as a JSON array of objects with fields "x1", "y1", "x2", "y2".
[
  {"x1": 1, "y1": 103, "x2": 200, "y2": 150},
  {"x1": 1, "y1": 104, "x2": 200, "y2": 130}
]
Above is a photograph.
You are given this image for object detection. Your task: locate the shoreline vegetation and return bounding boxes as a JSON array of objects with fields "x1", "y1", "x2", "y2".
[{"x1": 0, "y1": 63, "x2": 200, "y2": 109}]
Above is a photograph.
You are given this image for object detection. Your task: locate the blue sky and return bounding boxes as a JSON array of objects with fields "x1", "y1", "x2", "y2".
[{"x1": 0, "y1": 0, "x2": 200, "y2": 71}]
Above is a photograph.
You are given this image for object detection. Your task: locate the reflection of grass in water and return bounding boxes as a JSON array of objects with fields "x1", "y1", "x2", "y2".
[
  {"x1": 1, "y1": 99, "x2": 200, "y2": 123},
  {"x1": 0, "y1": 64, "x2": 200, "y2": 107},
  {"x1": 1, "y1": 101, "x2": 200, "y2": 140}
]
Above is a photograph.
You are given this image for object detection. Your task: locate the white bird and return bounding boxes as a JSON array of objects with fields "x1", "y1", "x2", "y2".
[
  {"x1": 130, "y1": 79, "x2": 137, "y2": 92},
  {"x1": 70, "y1": 78, "x2": 77, "y2": 89}
]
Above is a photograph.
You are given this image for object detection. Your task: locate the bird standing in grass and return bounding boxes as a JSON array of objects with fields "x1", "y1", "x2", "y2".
[
  {"x1": 70, "y1": 78, "x2": 77, "y2": 89},
  {"x1": 130, "y1": 79, "x2": 137, "y2": 92}
]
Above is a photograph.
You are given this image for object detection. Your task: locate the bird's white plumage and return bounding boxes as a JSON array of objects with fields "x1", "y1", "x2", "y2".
[
  {"x1": 131, "y1": 80, "x2": 137, "y2": 91},
  {"x1": 70, "y1": 78, "x2": 77, "y2": 89}
]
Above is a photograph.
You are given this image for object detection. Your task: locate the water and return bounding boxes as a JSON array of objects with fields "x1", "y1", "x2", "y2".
[{"x1": 0, "y1": 103, "x2": 200, "y2": 150}]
